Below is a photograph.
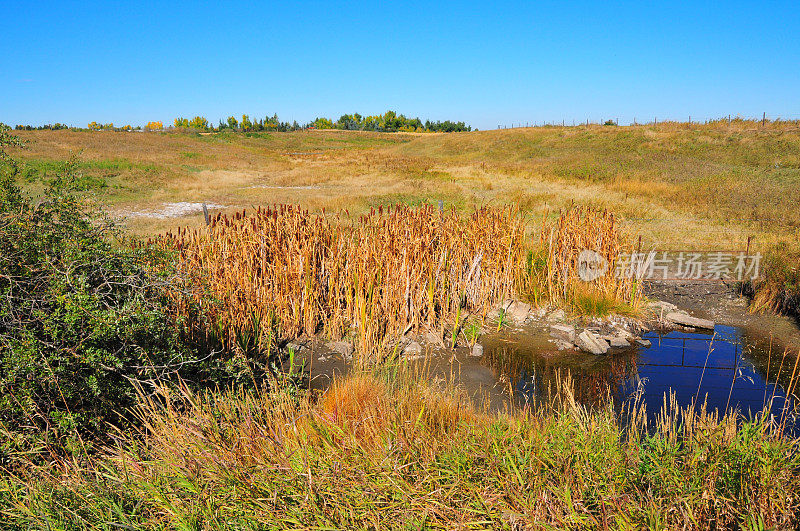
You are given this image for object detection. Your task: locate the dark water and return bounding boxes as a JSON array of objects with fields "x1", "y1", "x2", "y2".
[
  {"x1": 488, "y1": 324, "x2": 799, "y2": 434},
  {"x1": 305, "y1": 322, "x2": 799, "y2": 434}
]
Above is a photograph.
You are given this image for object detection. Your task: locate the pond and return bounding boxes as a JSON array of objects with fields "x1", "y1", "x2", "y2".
[
  {"x1": 306, "y1": 322, "x2": 799, "y2": 434},
  {"x1": 482, "y1": 324, "x2": 799, "y2": 434}
]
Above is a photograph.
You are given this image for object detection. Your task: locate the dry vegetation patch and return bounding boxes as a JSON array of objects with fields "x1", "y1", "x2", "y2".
[{"x1": 163, "y1": 204, "x2": 524, "y2": 357}]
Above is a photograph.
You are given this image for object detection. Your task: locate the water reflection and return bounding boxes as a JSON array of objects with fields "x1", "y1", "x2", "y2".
[{"x1": 484, "y1": 324, "x2": 799, "y2": 433}]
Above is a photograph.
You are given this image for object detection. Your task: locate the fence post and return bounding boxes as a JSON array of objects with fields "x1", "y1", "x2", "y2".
[{"x1": 202, "y1": 203, "x2": 210, "y2": 226}]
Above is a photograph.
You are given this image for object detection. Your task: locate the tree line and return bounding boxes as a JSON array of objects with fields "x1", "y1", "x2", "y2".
[
  {"x1": 12, "y1": 111, "x2": 472, "y2": 134},
  {"x1": 176, "y1": 111, "x2": 471, "y2": 132},
  {"x1": 308, "y1": 111, "x2": 472, "y2": 132}
]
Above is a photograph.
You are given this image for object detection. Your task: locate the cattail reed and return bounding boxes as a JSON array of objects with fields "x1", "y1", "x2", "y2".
[
  {"x1": 160, "y1": 204, "x2": 525, "y2": 357},
  {"x1": 540, "y1": 205, "x2": 641, "y2": 309}
]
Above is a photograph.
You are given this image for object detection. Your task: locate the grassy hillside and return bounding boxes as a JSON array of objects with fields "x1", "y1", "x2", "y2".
[
  {"x1": 10, "y1": 124, "x2": 800, "y2": 315},
  {"x1": 10, "y1": 124, "x2": 798, "y2": 253}
]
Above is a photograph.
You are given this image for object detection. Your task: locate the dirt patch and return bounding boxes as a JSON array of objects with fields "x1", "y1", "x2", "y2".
[
  {"x1": 644, "y1": 280, "x2": 800, "y2": 351},
  {"x1": 119, "y1": 202, "x2": 225, "y2": 219}
]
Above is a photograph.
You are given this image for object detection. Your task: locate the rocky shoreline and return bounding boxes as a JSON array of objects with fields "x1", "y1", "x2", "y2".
[{"x1": 284, "y1": 297, "x2": 721, "y2": 365}]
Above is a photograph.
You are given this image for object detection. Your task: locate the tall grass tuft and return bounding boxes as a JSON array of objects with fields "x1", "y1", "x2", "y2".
[
  {"x1": 535, "y1": 205, "x2": 642, "y2": 314},
  {"x1": 748, "y1": 245, "x2": 800, "y2": 317}
]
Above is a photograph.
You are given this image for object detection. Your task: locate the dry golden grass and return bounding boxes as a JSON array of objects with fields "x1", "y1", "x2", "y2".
[
  {"x1": 10, "y1": 125, "x2": 800, "y2": 315},
  {"x1": 538, "y1": 205, "x2": 642, "y2": 311},
  {"x1": 6, "y1": 369, "x2": 800, "y2": 528},
  {"x1": 11, "y1": 124, "x2": 798, "y2": 251},
  {"x1": 162, "y1": 204, "x2": 524, "y2": 356}
]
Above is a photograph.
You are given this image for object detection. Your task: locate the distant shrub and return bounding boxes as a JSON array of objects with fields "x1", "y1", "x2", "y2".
[{"x1": 189, "y1": 116, "x2": 209, "y2": 130}]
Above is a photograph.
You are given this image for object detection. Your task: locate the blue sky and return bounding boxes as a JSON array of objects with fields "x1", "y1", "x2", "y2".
[{"x1": 2, "y1": 1, "x2": 799, "y2": 130}]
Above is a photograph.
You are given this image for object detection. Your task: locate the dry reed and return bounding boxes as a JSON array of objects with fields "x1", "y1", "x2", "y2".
[
  {"x1": 161, "y1": 204, "x2": 525, "y2": 357},
  {"x1": 539, "y1": 204, "x2": 642, "y2": 310}
]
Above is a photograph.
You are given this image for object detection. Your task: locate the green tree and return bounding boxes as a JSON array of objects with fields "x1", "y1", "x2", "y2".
[
  {"x1": 311, "y1": 117, "x2": 334, "y2": 129},
  {"x1": 189, "y1": 116, "x2": 209, "y2": 130}
]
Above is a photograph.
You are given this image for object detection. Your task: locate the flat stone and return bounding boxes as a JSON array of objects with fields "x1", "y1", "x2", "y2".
[
  {"x1": 550, "y1": 324, "x2": 576, "y2": 344},
  {"x1": 636, "y1": 339, "x2": 652, "y2": 347},
  {"x1": 548, "y1": 309, "x2": 566, "y2": 322},
  {"x1": 326, "y1": 341, "x2": 354, "y2": 360},
  {"x1": 403, "y1": 341, "x2": 423, "y2": 356},
  {"x1": 505, "y1": 301, "x2": 533, "y2": 324},
  {"x1": 469, "y1": 343, "x2": 484, "y2": 357},
  {"x1": 576, "y1": 330, "x2": 609, "y2": 355},
  {"x1": 609, "y1": 336, "x2": 630, "y2": 348},
  {"x1": 665, "y1": 312, "x2": 715, "y2": 330}
]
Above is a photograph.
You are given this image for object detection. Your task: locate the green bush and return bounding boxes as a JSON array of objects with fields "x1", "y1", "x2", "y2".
[{"x1": 0, "y1": 125, "x2": 242, "y2": 451}]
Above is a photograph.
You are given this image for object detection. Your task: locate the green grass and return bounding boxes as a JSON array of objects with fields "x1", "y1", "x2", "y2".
[
  {"x1": 2, "y1": 370, "x2": 798, "y2": 529},
  {"x1": 570, "y1": 288, "x2": 637, "y2": 317},
  {"x1": 18, "y1": 157, "x2": 160, "y2": 193}
]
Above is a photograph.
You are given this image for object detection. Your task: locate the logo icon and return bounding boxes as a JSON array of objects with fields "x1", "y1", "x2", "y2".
[{"x1": 578, "y1": 250, "x2": 608, "y2": 281}]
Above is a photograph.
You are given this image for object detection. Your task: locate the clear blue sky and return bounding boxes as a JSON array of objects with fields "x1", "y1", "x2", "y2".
[{"x1": 2, "y1": 1, "x2": 799, "y2": 130}]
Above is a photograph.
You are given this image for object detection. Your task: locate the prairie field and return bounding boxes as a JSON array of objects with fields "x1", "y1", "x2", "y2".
[{"x1": 10, "y1": 122, "x2": 800, "y2": 253}]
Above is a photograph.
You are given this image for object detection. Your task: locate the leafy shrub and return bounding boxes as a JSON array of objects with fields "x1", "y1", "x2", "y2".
[{"x1": 0, "y1": 125, "x2": 242, "y2": 450}]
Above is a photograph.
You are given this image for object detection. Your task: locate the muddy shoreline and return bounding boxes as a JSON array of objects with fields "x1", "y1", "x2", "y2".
[{"x1": 644, "y1": 280, "x2": 800, "y2": 354}]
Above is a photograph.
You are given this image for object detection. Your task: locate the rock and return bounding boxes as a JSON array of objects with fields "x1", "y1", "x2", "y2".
[
  {"x1": 550, "y1": 324, "x2": 576, "y2": 344},
  {"x1": 647, "y1": 300, "x2": 678, "y2": 313},
  {"x1": 612, "y1": 326, "x2": 635, "y2": 340},
  {"x1": 548, "y1": 309, "x2": 566, "y2": 322},
  {"x1": 576, "y1": 330, "x2": 609, "y2": 354},
  {"x1": 609, "y1": 336, "x2": 630, "y2": 348},
  {"x1": 469, "y1": 343, "x2": 484, "y2": 357},
  {"x1": 505, "y1": 300, "x2": 532, "y2": 324},
  {"x1": 531, "y1": 307, "x2": 547, "y2": 319},
  {"x1": 665, "y1": 312, "x2": 715, "y2": 330},
  {"x1": 286, "y1": 341, "x2": 309, "y2": 353},
  {"x1": 403, "y1": 341, "x2": 423, "y2": 356},
  {"x1": 636, "y1": 339, "x2": 652, "y2": 347},
  {"x1": 326, "y1": 340, "x2": 354, "y2": 360},
  {"x1": 424, "y1": 330, "x2": 444, "y2": 346},
  {"x1": 551, "y1": 339, "x2": 574, "y2": 350}
]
